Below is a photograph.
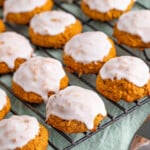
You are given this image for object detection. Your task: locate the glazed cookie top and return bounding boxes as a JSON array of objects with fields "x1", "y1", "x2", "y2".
[
  {"x1": 0, "y1": 115, "x2": 39, "y2": 149},
  {"x1": 46, "y1": 86, "x2": 107, "y2": 130},
  {"x1": 0, "y1": 88, "x2": 7, "y2": 110},
  {"x1": 117, "y1": 10, "x2": 150, "y2": 43},
  {"x1": 64, "y1": 31, "x2": 112, "y2": 64},
  {"x1": 100, "y1": 56, "x2": 150, "y2": 87},
  {"x1": 13, "y1": 56, "x2": 66, "y2": 102},
  {"x1": 83, "y1": 0, "x2": 133, "y2": 12},
  {"x1": 0, "y1": 32, "x2": 33, "y2": 69},
  {"x1": 4, "y1": 0, "x2": 47, "y2": 17},
  {"x1": 30, "y1": 10, "x2": 76, "y2": 35}
]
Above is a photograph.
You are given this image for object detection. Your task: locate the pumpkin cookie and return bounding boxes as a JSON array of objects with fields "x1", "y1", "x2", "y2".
[
  {"x1": 0, "y1": 88, "x2": 11, "y2": 120},
  {"x1": 0, "y1": 19, "x2": 5, "y2": 32},
  {"x1": 81, "y1": 0, "x2": 135, "y2": 21},
  {"x1": 63, "y1": 31, "x2": 116, "y2": 76},
  {"x1": 0, "y1": 115, "x2": 48, "y2": 150},
  {"x1": 0, "y1": 0, "x2": 4, "y2": 7},
  {"x1": 0, "y1": 32, "x2": 33, "y2": 74},
  {"x1": 46, "y1": 86, "x2": 107, "y2": 133},
  {"x1": 96, "y1": 56, "x2": 150, "y2": 102},
  {"x1": 29, "y1": 10, "x2": 82, "y2": 48},
  {"x1": 12, "y1": 56, "x2": 69, "y2": 103},
  {"x1": 113, "y1": 10, "x2": 150, "y2": 49},
  {"x1": 4, "y1": 0, "x2": 53, "y2": 24}
]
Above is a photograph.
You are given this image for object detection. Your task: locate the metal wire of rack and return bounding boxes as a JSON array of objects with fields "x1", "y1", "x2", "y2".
[{"x1": 0, "y1": 0, "x2": 150, "y2": 150}]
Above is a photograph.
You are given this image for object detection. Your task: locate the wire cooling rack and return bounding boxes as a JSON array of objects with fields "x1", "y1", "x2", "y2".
[{"x1": 0, "y1": 0, "x2": 150, "y2": 150}]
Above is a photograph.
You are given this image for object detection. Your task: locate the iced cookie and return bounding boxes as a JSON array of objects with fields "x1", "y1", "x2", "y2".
[
  {"x1": 0, "y1": 19, "x2": 5, "y2": 32},
  {"x1": 113, "y1": 10, "x2": 150, "y2": 49},
  {"x1": 81, "y1": 0, "x2": 135, "y2": 21},
  {"x1": 29, "y1": 10, "x2": 82, "y2": 48},
  {"x1": 0, "y1": 115, "x2": 48, "y2": 150},
  {"x1": 46, "y1": 86, "x2": 107, "y2": 133},
  {"x1": 0, "y1": 32, "x2": 33, "y2": 74},
  {"x1": 63, "y1": 31, "x2": 116, "y2": 76},
  {"x1": 0, "y1": 0, "x2": 4, "y2": 7},
  {"x1": 12, "y1": 56, "x2": 69, "y2": 103},
  {"x1": 96, "y1": 56, "x2": 150, "y2": 102},
  {"x1": 0, "y1": 88, "x2": 11, "y2": 120},
  {"x1": 4, "y1": 0, "x2": 53, "y2": 24}
]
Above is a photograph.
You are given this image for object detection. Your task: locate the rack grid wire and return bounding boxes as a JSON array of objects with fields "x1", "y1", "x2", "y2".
[{"x1": 0, "y1": 0, "x2": 150, "y2": 150}]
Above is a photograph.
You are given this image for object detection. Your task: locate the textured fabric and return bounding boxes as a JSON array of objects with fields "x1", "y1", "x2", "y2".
[{"x1": 73, "y1": 102, "x2": 150, "y2": 150}]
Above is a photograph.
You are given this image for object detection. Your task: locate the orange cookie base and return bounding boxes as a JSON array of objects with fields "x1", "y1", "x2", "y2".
[
  {"x1": 63, "y1": 38, "x2": 116, "y2": 76},
  {"x1": 0, "y1": 58, "x2": 26, "y2": 74},
  {"x1": 46, "y1": 114, "x2": 105, "y2": 133},
  {"x1": 16, "y1": 124, "x2": 48, "y2": 150},
  {"x1": 0, "y1": 97, "x2": 11, "y2": 120},
  {"x1": 5, "y1": 0, "x2": 53, "y2": 24},
  {"x1": 81, "y1": 0, "x2": 134, "y2": 21},
  {"x1": 12, "y1": 76, "x2": 69, "y2": 103},
  {"x1": 96, "y1": 75, "x2": 150, "y2": 102},
  {"x1": 0, "y1": 0, "x2": 4, "y2": 7},
  {"x1": 0, "y1": 19, "x2": 5, "y2": 32},
  {"x1": 113, "y1": 25, "x2": 150, "y2": 49},
  {"x1": 29, "y1": 20, "x2": 82, "y2": 48}
]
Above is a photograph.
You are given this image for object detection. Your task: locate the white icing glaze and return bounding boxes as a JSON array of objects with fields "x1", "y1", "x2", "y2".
[
  {"x1": 0, "y1": 88, "x2": 7, "y2": 110},
  {"x1": 83, "y1": 0, "x2": 133, "y2": 12},
  {"x1": 100, "y1": 56, "x2": 150, "y2": 87},
  {"x1": 4, "y1": 0, "x2": 47, "y2": 18},
  {"x1": 46, "y1": 86, "x2": 107, "y2": 130},
  {"x1": 0, "y1": 115, "x2": 39, "y2": 149},
  {"x1": 117, "y1": 10, "x2": 150, "y2": 43},
  {"x1": 13, "y1": 56, "x2": 66, "y2": 102},
  {"x1": 64, "y1": 31, "x2": 112, "y2": 64},
  {"x1": 0, "y1": 32, "x2": 33, "y2": 69},
  {"x1": 30, "y1": 10, "x2": 76, "y2": 35}
]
